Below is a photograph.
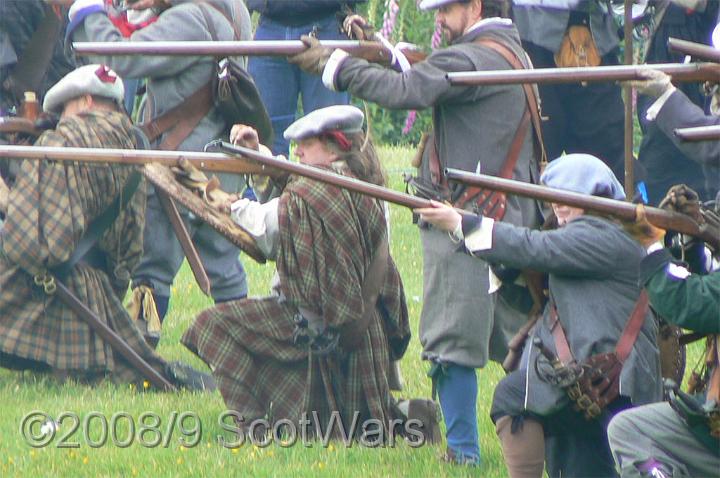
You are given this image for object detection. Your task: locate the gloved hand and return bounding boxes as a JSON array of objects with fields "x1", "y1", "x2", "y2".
[
  {"x1": 623, "y1": 204, "x2": 666, "y2": 248},
  {"x1": 631, "y1": 69, "x2": 673, "y2": 98},
  {"x1": 342, "y1": 14, "x2": 375, "y2": 40},
  {"x1": 658, "y1": 184, "x2": 704, "y2": 224},
  {"x1": 287, "y1": 35, "x2": 334, "y2": 76},
  {"x1": 171, "y1": 158, "x2": 231, "y2": 210}
]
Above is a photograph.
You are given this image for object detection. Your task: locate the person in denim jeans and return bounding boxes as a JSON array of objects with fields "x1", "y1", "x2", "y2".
[{"x1": 246, "y1": 1, "x2": 365, "y2": 156}]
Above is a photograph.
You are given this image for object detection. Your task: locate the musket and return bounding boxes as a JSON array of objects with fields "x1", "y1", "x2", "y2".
[
  {"x1": 72, "y1": 40, "x2": 427, "y2": 65},
  {"x1": 444, "y1": 168, "x2": 719, "y2": 249},
  {"x1": 0, "y1": 145, "x2": 276, "y2": 176},
  {"x1": 674, "y1": 125, "x2": 720, "y2": 142},
  {"x1": 447, "y1": 62, "x2": 720, "y2": 86},
  {"x1": 668, "y1": 38, "x2": 720, "y2": 64},
  {"x1": 205, "y1": 140, "x2": 456, "y2": 212},
  {"x1": 47, "y1": 277, "x2": 176, "y2": 391}
]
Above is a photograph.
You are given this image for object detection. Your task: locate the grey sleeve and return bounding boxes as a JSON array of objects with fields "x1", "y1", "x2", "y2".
[
  {"x1": 335, "y1": 48, "x2": 482, "y2": 110},
  {"x1": 71, "y1": 6, "x2": 212, "y2": 79},
  {"x1": 655, "y1": 89, "x2": 720, "y2": 169},
  {"x1": 472, "y1": 218, "x2": 628, "y2": 279}
]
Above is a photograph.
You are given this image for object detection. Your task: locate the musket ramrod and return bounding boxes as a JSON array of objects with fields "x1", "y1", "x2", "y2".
[{"x1": 444, "y1": 168, "x2": 719, "y2": 249}]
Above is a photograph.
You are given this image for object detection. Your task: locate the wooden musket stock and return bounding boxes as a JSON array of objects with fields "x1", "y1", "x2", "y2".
[
  {"x1": 444, "y1": 168, "x2": 719, "y2": 248},
  {"x1": 72, "y1": 40, "x2": 427, "y2": 65},
  {"x1": 668, "y1": 38, "x2": 720, "y2": 64},
  {"x1": 447, "y1": 62, "x2": 720, "y2": 86},
  {"x1": 674, "y1": 125, "x2": 720, "y2": 142}
]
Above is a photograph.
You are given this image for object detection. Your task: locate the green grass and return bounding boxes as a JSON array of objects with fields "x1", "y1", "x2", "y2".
[{"x1": 0, "y1": 145, "x2": 702, "y2": 477}]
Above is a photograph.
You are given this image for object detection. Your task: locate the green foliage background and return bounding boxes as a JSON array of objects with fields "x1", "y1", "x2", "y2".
[{"x1": 353, "y1": 0, "x2": 437, "y2": 145}]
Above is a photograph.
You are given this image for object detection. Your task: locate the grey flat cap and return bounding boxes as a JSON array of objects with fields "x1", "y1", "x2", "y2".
[
  {"x1": 43, "y1": 64, "x2": 124, "y2": 114},
  {"x1": 541, "y1": 153, "x2": 626, "y2": 200},
  {"x1": 418, "y1": 0, "x2": 460, "y2": 11},
  {"x1": 283, "y1": 105, "x2": 364, "y2": 141}
]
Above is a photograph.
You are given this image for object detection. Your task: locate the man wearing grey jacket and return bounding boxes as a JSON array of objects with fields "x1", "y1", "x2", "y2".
[
  {"x1": 68, "y1": 0, "x2": 252, "y2": 340},
  {"x1": 290, "y1": 0, "x2": 541, "y2": 465}
]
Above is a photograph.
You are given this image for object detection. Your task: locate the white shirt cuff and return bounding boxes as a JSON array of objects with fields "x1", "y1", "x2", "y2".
[
  {"x1": 646, "y1": 241, "x2": 664, "y2": 254},
  {"x1": 322, "y1": 49, "x2": 350, "y2": 92},
  {"x1": 465, "y1": 216, "x2": 495, "y2": 252},
  {"x1": 645, "y1": 86, "x2": 677, "y2": 122}
]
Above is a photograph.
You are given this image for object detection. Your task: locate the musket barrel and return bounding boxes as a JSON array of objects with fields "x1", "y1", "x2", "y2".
[
  {"x1": 674, "y1": 125, "x2": 720, "y2": 142},
  {"x1": 447, "y1": 63, "x2": 719, "y2": 85},
  {"x1": 0, "y1": 145, "x2": 270, "y2": 175},
  {"x1": 207, "y1": 141, "x2": 433, "y2": 210},
  {"x1": 444, "y1": 168, "x2": 717, "y2": 247},
  {"x1": 73, "y1": 40, "x2": 380, "y2": 57},
  {"x1": 668, "y1": 38, "x2": 720, "y2": 64}
]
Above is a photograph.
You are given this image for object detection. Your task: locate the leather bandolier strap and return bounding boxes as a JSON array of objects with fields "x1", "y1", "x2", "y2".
[
  {"x1": 339, "y1": 235, "x2": 389, "y2": 351},
  {"x1": 549, "y1": 291, "x2": 649, "y2": 419},
  {"x1": 139, "y1": 1, "x2": 239, "y2": 151},
  {"x1": 139, "y1": 83, "x2": 214, "y2": 152},
  {"x1": 426, "y1": 38, "x2": 546, "y2": 219},
  {"x1": 549, "y1": 291, "x2": 650, "y2": 367}
]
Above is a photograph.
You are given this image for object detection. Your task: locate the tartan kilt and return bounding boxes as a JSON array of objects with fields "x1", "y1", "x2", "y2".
[
  {"x1": 182, "y1": 295, "x2": 395, "y2": 434},
  {"x1": 0, "y1": 261, "x2": 167, "y2": 384}
]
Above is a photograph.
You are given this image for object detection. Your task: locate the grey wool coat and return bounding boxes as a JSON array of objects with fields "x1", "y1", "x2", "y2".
[
  {"x1": 469, "y1": 215, "x2": 663, "y2": 414},
  {"x1": 655, "y1": 89, "x2": 720, "y2": 198},
  {"x1": 334, "y1": 19, "x2": 541, "y2": 367},
  {"x1": 70, "y1": 0, "x2": 251, "y2": 155}
]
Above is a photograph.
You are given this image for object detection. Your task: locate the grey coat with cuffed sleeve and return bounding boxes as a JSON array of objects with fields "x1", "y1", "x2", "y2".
[
  {"x1": 467, "y1": 215, "x2": 662, "y2": 413},
  {"x1": 333, "y1": 20, "x2": 541, "y2": 367}
]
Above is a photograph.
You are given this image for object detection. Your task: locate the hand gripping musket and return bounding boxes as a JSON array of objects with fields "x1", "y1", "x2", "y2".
[
  {"x1": 72, "y1": 40, "x2": 427, "y2": 66},
  {"x1": 668, "y1": 38, "x2": 720, "y2": 64},
  {"x1": 674, "y1": 125, "x2": 720, "y2": 142},
  {"x1": 447, "y1": 62, "x2": 720, "y2": 86},
  {"x1": 444, "y1": 168, "x2": 720, "y2": 249},
  {"x1": 0, "y1": 145, "x2": 275, "y2": 263}
]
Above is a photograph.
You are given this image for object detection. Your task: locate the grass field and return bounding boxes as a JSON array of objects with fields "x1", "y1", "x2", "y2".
[{"x1": 0, "y1": 145, "x2": 701, "y2": 477}]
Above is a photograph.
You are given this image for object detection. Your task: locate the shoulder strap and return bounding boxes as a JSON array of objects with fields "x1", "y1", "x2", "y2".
[
  {"x1": 453, "y1": 38, "x2": 546, "y2": 217},
  {"x1": 340, "y1": 234, "x2": 390, "y2": 351},
  {"x1": 474, "y1": 38, "x2": 546, "y2": 167},
  {"x1": 615, "y1": 290, "x2": 649, "y2": 363},
  {"x1": 51, "y1": 170, "x2": 142, "y2": 280},
  {"x1": 550, "y1": 290, "x2": 650, "y2": 366},
  {"x1": 138, "y1": 2, "x2": 233, "y2": 151},
  {"x1": 198, "y1": 2, "x2": 241, "y2": 41}
]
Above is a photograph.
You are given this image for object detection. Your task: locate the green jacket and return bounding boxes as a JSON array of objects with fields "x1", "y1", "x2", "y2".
[
  {"x1": 640, "y1": 249, "x2": 719, "y2": 335},
  {"x1": 640, "y1": 248, "x2": 720, "y2": 450}
]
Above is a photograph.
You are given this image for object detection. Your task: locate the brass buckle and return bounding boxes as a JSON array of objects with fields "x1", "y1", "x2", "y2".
[{"x1": 33, "y1": 273, "x2": 56, "y2": 295}]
